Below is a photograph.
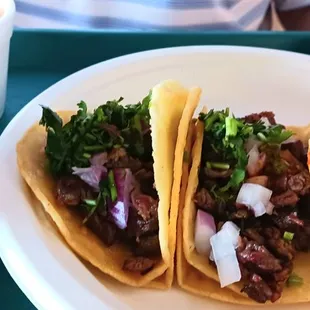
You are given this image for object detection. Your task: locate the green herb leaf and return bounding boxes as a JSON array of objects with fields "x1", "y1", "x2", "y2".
[
  {"x1": 206, "y1": 162, "x2": 230, "y2": 170},
  {"x1": 108, "y1": 170, "x2": 118, "y2": 202}
]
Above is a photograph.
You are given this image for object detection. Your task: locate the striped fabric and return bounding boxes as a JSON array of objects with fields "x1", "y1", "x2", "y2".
[{"x1": 14, "y1": 0, "x2": 310, "y2": 31}]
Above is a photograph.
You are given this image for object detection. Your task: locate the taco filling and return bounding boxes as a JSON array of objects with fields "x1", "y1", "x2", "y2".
[
  {"x1": 194, "y1": 109, "x2": 310, "y2": 303},
  {"x1": 40, "y1": 96, "x2": 161, "y2": 274}
]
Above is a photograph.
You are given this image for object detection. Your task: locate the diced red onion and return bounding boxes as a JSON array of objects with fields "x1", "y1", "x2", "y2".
[
  {"x1": 72, "y1": 166, "x2": 107, "y2": 190},
  {"x1": 90, "y1": 152, "x2": 108, "y2": 166},
  {"x1": 236, "y1": 183, "x2": 272, "y2": 217},
  {"x1": 194, "y1": 210, "x2": 216, "y2": 256},
  {"x1": 266, "y1": 201, "x2": 275, "y2": 215},
  {"x1": 210, "y1": 229, "x2": 241, "y2": 287},
  {"x1": 109, "y1": 169, "x2": 134, "y2": 229}
]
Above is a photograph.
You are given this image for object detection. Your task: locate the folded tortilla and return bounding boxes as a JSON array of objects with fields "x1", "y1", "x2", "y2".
[
  {"x1": 16, "y1": 80, "x2": 201, "y2": 288},
  {"x1": 177, "y1": 113, "x2": 310, "y2": 304}
]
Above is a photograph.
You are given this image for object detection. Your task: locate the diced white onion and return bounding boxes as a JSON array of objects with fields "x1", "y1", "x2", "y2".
[
  {"x1": 194, "y1": 210, "x2": 216, "y2": 256},
  {"x1": 247, "y1": 145, "x2": 260, "y2": 173},
  {"x1": 221, "y1": 221, "x2": 240, "y2": 248},
  {"x1": 252, "y1": 201, "x2": 266, "y2": 217},
  {"x1": 210, "y1": 229, "x2": 241, "y2": 287},
  {"x1": 236, "y1": 183, "x2": 272, "y2": 217},
  {"x1": 245, "y1": 136, "x2": 262, "y2": 153},
  {"x1": 261, "y1": 117, "x2": 271, "y2": 127}
]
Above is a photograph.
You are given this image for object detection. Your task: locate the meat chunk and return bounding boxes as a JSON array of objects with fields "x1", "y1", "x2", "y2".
[
  {"x1": 243, "y1": 111, "x2": 276, "y2": 125},
  {"x1": 237, "y1": 241, "x2": 282, "y2": 273},
  {"x1": 194, "y1": 188, "x2": 216, "y2": 211},
  {"x1": 135, "y1": 235, "x2": 161, "y2": 256},
  {"x1": 123, "y1": 257, "x2": 155, "y2": 274},
  {"x1": 56, "y1": 176, "x2": 85, "y2": 206},
  {"x1": 268, "y1": 175, "x2": 287, "y2": 194},
  {"x1": 246, "y1": 176, "x2": 268, "y2": 187},
  {"x1": 241, "y1": 273, "x2": 273, "y2": 303},
  {"x1": 134, "y1": 169, "x2": 157, "y2": 198},
  {"x1": 131, "y1": 191, "x2": 158, "y2": 221},
  {"x1": 281, "y1": 140, "x2": 305, "y2": 163},
  {"x1": 288, "y1": 171, "x2": 310, "y2": 195},
  {"x1": 280, "y1": 150, "x2": 304, "y2": 175},
  {"x1": 298, "y1": 194, "x2": 310, "y2": 220},
  {"x1": 270, "y1": 190, "x2": 299, "y2": 207},
  {"x1": 127, "y1": 191, "x2": 159, "y2": 238},
  {"x1": 106, "y1": 147, "x2": 142, "y2": 171},
  {"x1": 86, "y1": 214, "x2": 118, "y2": 246},
  {"x1": 243, "y1": 229, "x2": 265, "y2": 245},
  {"x1": 293, "y1": 219, "x2": 310, "y2": 251},
  {"x1": 247, "y1": 152, "x2": 267, "y2": 177},
  {"x1": 272, "y1": 213, "x2": 304, "y2": 232},
  {"x1": 230, "y1": 208, "x2": 252, "y2": 220},
  {"x1": 267, "y1": 238, "x2": 295, "y2": 261}
]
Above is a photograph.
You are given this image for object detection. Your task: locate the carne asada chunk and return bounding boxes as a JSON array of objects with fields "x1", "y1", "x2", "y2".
[
  {"x1": 134, "y1": 235, "x2": 161, "y2": 256},
  {"x1": 237, "y1": 241, "x2": 282, "y2": 273},
  {"x1": 268, "y1": 175, "x2": 287, "y2": 194},
  {"x1": 243, "y1": 229, "x2": 265, "y2": 245},
  {"x1": 243, "y1": 111, "x2": 276, "y2": 125},
  {"x1": 194, "y1": 188, "x2": 216, "y2": 211},
  {"x1": 272, "y1": 213, "x2": 304, "y2": 232},
  {"x1": 281, "y1": 140, "x2": 305, "y2": 163},
  {"x1": 123, "y1": 257, "x2": 155, "y2": 274},
  {"x1": 241, "y1": 273, "x2": 273, "y2": 303},
  {"x1": 288, "y1": 171, "x2": 310, "y2": 195},
  {"x1": 270, "y1": 190, "x2": 299, "y2": 208}
]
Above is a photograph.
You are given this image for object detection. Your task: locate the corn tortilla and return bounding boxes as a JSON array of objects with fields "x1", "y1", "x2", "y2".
[
  {"x1": 179, "y1": 116, "x2": 310, "y2": 303},
  {"x1": 16, "y1": 80, "x2": 196, "y2": 288}
]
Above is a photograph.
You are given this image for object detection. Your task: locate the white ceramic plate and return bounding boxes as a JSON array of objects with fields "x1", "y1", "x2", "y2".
[{"x1": 1, "y1": 46, "x2": 310, "y2": 310}]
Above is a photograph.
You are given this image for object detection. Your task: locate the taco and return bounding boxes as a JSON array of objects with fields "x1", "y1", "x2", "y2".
[
  {"x1": 179, "y1": 108, "x2": 310, "y2": 303},
  {"x1": 16, "y1": 80, "x2": 201, "y2": 288}
]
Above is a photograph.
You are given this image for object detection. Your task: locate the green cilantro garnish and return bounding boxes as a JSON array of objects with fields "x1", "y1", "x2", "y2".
[
  {"x1": 40, "y1": 93, "x2": 151, "y2": 176},
  {"x1": 199, "y1": 109, "x2": 293, "y2": 200}
]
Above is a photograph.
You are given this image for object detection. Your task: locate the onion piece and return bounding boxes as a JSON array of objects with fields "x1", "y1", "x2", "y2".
[
  {"x1": 194, "y1": 210, "x2": 216, "y2": 256},
  {"x1": 245, "y1": 136, "x2": 262, "y2": 153},
  {"x1": 261, "y1": 117, "x2": 271, "y2": 127},
  {"x1": 90, "y1": 152, "x2": 108, "y2": 166},
  {"x1": 72, "y1": 166, "x2": 107, "y2": 190},
  {"x1": 221, "y1": 221, "x2": 240, "y2": 248},
  {"x1": 109, "y1": 168, "x2": 134, "y2": 229},
  {"x1": 266, "y1": 201, "x2": 275, "y2": 215},
  {"x1": 252, "y1": 201, "x2": 266, "y2": 217},
  {"x1": 246, "y1": 145, "x2": 260, "y2": 175},
  {"x1": 236, "y1": 183, "x2": 272, "y2": 217},
  {"x1": 210, "y1": 229, "x2": 241, "y2": 287}
]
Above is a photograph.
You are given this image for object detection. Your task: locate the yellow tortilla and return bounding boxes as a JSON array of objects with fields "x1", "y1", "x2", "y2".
[
  {"x1": 179, "y1": 116, "x2": 310, "y2": 303},
  {"x1": 16, "y1": 80, "x2": 196, "y2": 288}
]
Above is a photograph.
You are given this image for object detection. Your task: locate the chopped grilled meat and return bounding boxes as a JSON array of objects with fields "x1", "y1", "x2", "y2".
[
  {"x1": 272, "y1": 213, "x2": 304, "y2": 232},
  {"x1": 123, "y1": 257, "x2": 155, "y2": 274},
  {"x1": 194, "y1": 188, "x2": 216, "y2": 211},
  {"x1": 127, "y1": 194, "x2": 159, "y2": 238},
  {"x1": 237, "y1": 241, "x2": 282, "y2": 273},
  {"x1": 246, "y1": 176, "x2": 268, "y2": 187},
  {"x1": 131, "y1": 190, "x2": 158, "y2": 221},
  {"x1": 267, "y1": 238, "x2": 295, "y2": 261},
  {"x1": 280, "y1": 150, "x2": 304, "y2": 175},
  {"x1": 243, "y1": 111, "x2": 276, "y2": 125},
  {"x1": 135, "y1": 235, "x2": 161, "y2": 256},
  {"x1": 270, "y1": 190, "x2": 299, "y2": 207},
  {"x1": 56, "y1": 176, "x2": 85, "y2": 206},
  {"x1": 106, "y1": 147, "x2": 142, "y2": 171},
  {"x1": 243, "y1": 229, "x2": 265, "y2": 245},
  {"x1": 134, "y1": 169, "x2": 157, "y2": 198},
  {"x1": 261, "y1": 227, "x2": 281, "y2": 240},
  {"x1": 268, "y1": 175, "x2": 287, "y2": 194},
  {"x1": 241, "y1": 273, "x2": 273, "y2": 303},
  {"x1": 288, "y1": 171, "x2": 310, "y2": 195},
  {"x1": 293, "y1": 220, "x2": 310, "y2": 251},
  {"x1": 247, "y1": 152, "x2": 267, "y2": 177},
  {"x1": 281, "y1": 140, "x2": 305, "y2": 163},
  {"x1": 230, "y1": 208, "x2": 252, "y2": 219},
  {"x1": 86, "y1": 214, "x2": 118, "y2": 246},
  {"x1": 204, "y1": 167, "x2": 232, "y2": 179}
]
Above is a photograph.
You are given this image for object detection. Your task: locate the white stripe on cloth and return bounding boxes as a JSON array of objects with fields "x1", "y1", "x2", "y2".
[{"x1": 15, "y1": 0, "x2": 270, "y2": 28}]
